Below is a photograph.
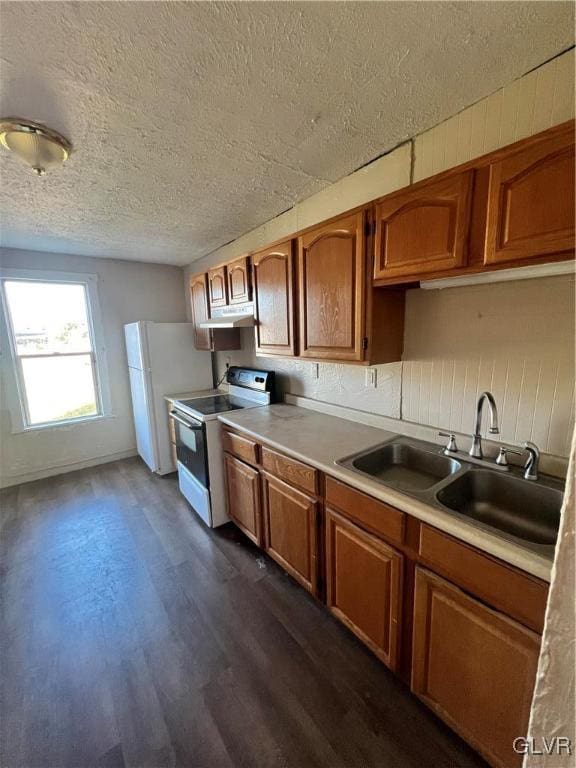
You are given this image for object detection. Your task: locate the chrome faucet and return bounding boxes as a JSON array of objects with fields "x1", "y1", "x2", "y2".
[
  {"x1": 469, "y1": 391, "x2": 499, "y2": 459},
  {"x1": 522, "y1": 441, "x2": 540, "y2": 481}
]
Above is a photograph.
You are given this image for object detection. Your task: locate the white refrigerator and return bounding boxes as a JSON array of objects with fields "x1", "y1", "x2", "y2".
[{"x1": 124, "y1": 322, "x2": 212, "y2": 474}]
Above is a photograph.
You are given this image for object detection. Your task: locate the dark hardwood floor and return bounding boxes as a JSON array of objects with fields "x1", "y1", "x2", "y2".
[{"x1": 1, "y1": 458, "x2": 488, "y2": 768}]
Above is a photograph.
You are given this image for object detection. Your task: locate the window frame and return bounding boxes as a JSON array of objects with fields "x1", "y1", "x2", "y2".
[{"x1": 0, "y1": 268, "x2": 113, "y2": 432}]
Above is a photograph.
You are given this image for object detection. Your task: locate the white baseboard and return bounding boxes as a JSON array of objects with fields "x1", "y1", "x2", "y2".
[{"x1": 0, "y1": 449, "x2": 139, "y2": 489}]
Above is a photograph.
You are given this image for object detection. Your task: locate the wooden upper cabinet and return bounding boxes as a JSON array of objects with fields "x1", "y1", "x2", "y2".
[
  {"x1": 261, "y1": 472, "x2": 319, "y2": 595},
  {"x1": 227, "y1": 256, "x2": 251, "y2": 304},
  {"x1": 374, "y1": 171, "x2": 474, "y2": 280},
  {"x1": 189, "y1": 273, "x2": 212, "y2": 351},
  {"x1": 208, "y1": 266, "x2": 228, "y2": 309},
  {"x1": 412, "y1": 567, "x2": 540, "y2": 768},
  {"x1": 325, "y1": 508, "x2": 403, "y2": 671},
  {"x1": 223, "y1": 454, "x2": 262, "y2": 546},
  {"x1": 298, "y1": 211, "x2": 366, "y2": 361},
  {"x1": 484, "y1": 124, "x2": 575, "y2": 265},
  {"x1": 252, "y1": 240, "x2": 296, "y2": 357}
]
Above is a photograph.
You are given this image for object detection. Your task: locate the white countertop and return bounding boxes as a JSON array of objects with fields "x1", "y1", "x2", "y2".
[{"x1": 218, "y1": 403, "x2": 555, "y2": 582}]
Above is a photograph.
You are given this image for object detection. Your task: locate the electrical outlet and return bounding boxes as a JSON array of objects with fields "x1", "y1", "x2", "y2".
[
  {"x1": 365, "y1": 367, "x2": 377, "y2": 388},
  {"x1": 311, "y1": 363, "x2": 319, "y2": 379}
]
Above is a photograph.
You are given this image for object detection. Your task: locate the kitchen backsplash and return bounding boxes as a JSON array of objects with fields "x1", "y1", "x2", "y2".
[{"x1": 215, "y1": 274, "x2": 575, "y2": 459}]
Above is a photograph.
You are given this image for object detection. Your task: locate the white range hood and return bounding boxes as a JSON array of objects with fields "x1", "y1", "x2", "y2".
[
  {"x1": 199, "y1": 314, "x2": 255, "y2": 329},
  {"x1": 200, "y1": 302, "x2": 255, "y2": 329}
]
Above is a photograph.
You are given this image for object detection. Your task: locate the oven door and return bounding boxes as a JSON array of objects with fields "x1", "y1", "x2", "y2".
[{"x1": 170, "y1": 409, "x2": 209, "y2": 488}]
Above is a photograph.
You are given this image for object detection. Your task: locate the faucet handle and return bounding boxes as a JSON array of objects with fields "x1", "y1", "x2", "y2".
[
  {"x1": 522, "y1": 441, "x2": 540, "y2": 480},
  {"x1": 495, "y1": 446, "x2": 522, "y2": 467},
  {"x1": 439, "y1": 432, "x2": 458, "y2": 454}
]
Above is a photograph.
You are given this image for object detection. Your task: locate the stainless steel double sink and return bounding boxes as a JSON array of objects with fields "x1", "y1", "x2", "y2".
[{"x1": 336, "y1": 436, "x2": 564, "y2": 556}]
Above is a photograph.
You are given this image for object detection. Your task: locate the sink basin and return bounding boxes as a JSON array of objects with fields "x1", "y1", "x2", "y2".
[
  {"x1": 436, "y1": 470, "x2": 562, "y2": 545},
  {"x1": 348, "y1": 442, "x2": 461, "y2": 492}
]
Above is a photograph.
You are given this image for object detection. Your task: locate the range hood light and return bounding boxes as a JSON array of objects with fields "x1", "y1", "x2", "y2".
[{"x1": 419, "y1": 261, "x2": 575, "y2": 289}]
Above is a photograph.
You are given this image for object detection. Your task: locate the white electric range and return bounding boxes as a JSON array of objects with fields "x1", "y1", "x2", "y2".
[{"x1": 169, "y1": 367, "x2": 275, "y2": 527}]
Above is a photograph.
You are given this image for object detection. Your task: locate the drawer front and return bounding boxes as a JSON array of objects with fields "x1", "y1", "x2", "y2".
[
  {"x1": 222, "y1": 429, "x2": 260, "y2": 466},
  {"x1": 325, "y1": 477, "x2": 405, "y2": 545},
  {"x1": 418, "y1": 525, "x2": 548, "y2": 633},
  {"x1": 261, "y1": 446, "x2": 318, "y2": 494}
]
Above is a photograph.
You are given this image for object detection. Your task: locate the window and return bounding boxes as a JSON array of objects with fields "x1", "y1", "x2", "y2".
[{"x1": 1, "y1": 271, "x2": 111, "y2": 429}]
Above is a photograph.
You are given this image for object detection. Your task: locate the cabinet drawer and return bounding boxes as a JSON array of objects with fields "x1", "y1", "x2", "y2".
[
  {"x1": 325, "y1": 477, "x2": 405, "y2": 545},
  {"x1": 261, "y1": 446, "x2": 318, "y2": 494},
  {"x1": 222, "y1": 429, "x2": 259, "y2": 466},
  {"x1": 418, "y1": 525, "x2": 548, "y2": 633}
]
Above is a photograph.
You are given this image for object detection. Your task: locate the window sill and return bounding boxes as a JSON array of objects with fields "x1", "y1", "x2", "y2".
[{"x1": 12, "y1": 413, "x2": 116, "y2": 435}]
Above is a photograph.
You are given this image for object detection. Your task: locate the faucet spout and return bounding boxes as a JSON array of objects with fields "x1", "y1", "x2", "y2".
[{"x1": 470, "y1": 391, "x2": 500, "y2": 459}]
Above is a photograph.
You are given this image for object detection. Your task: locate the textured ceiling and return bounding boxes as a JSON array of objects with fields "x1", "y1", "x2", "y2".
[{"x1": 0, "y1": 1, "x2": 574, "y2": 266}]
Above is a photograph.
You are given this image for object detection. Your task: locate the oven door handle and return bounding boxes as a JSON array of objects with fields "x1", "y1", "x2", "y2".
[{"x1": 170, "y1": 411, "x2": 203, "y2": 430}]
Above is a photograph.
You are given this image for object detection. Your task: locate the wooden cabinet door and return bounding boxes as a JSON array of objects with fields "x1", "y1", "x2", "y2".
[
  {"x1": 189, "y1": 273, "x2": 212, "y2": 351},
  {"x1": 374, "y1": 171, "x2": 473, "y2": 280},
  {"x1": 261, "y1": 472, "x2": 318, "y2": 595},
  {"x1": 252, "y1": 240, "x2": 296, "y2": 357},
  {"x1": 297, "y1": 211, "x2": 366, "y2": 361},
  {"x1": 412, "y1": 567, "x2": 540, "y2": 768},
  {"x1": 208, "y1": 266, "x2": 228, "y2": 309},
  {"x1": 325, "y1": 508, "x2": 403, "y2": 670},
  {"x1": 227, "y1": 256, "x2": 251, "y2": 304},
  {"x1": 223, "y1": 454, "x2": 262, "y2": 546},
  {"x1": 485, "y1": 125, "x2": 575, "y2": 265}
]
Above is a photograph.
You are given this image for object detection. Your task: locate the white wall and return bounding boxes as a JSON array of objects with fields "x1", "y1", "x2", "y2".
[
  {"x1": 402, "y1": 276, "x2": 575, "y2": 458},
  {"x1": 184, "y1": 49, "x2": 575, "y2": 461},
  {"x1": 0, "y1": 248, "x2": 187, "y2": 487}
]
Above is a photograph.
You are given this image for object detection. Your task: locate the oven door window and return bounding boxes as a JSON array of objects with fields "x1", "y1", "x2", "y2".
[{"x1": 172, "y1": 414, "x2": 209, "y2": 487}]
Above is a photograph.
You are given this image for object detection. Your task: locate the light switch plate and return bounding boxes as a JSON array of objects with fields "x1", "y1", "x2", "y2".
[{"x1": 365, "y1": 368, "x2": 377, "y2": 388}]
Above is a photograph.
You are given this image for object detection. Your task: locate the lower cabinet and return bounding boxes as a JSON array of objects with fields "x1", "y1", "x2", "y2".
[
  {"x1": 261, "y1": 471, "x2": 319, "y2": 595},
  {"x1": 223, "y1": 454, "x2": 262, "y2": 546},
  {"x1": 411, "y1": 567, "x2": 540, "y2": 768},
  {"x1": 325, "y1": 508, "x2": 403, "y2": 671}
]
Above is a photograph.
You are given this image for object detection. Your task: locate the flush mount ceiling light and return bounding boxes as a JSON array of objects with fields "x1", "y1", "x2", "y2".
[{"x1": 0, "y1": 117, "x2": 72, "y2": 176}]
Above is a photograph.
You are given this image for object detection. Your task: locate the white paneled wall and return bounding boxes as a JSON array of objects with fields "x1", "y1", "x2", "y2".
[
  {"x1": 402, "y1": 276, "x2": 575, "y2": 457},
  {"x1": 413, "y1": 49, "x2": 575, "y2": 181}
]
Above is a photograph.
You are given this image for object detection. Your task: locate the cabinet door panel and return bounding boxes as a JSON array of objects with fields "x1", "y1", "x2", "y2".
[
  {"x1": 326, "y1": 508, "x2": 403, "y2": 670},
  {"x1": 412, "y1": 567, "x2": 540, "y2": 768},
  {"x1": 252, "y1": 241, "x2": 296, "y2": 356},
  {"x1": 208, "y1": 266, "x2": 228, "y2": 309},
  {"x1": 189, "y1": 274, "x2": 212, "y2": 351},
  {"x1": 298, "y1": 212, "x2": 366, "y2": 361},
  {"x1": 227, "y1": 257, "x2": 251, "y2": 304},
  {"x1": 262, "y1": 472, "x2": 318, "y2": 595},
  {"x1": 485, "y1": 127, "x2": 575, "y2": 264},
  {"x1": 224, "y1": 454, "x2": 261, "y2": 546},
  {"x1": 374, "y1": 172, "x2": 473, "y2": 279}
]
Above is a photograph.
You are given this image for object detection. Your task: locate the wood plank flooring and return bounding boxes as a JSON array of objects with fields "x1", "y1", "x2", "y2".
[{"x1": 0, "y1": 458, "x2": 488, "y2": 768}]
